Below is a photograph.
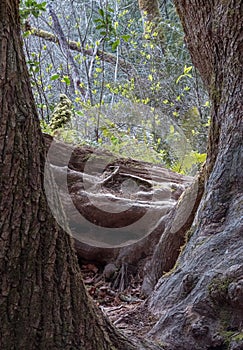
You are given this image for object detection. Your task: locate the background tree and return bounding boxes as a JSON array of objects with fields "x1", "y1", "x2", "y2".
[{"x1": 138, "y1": 0, "x2": 165, "y2": 47}]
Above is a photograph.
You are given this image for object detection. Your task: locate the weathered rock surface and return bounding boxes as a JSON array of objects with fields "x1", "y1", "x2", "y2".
[{"x1": 44, "y1": 134, "x2": 192, "y2": 266}]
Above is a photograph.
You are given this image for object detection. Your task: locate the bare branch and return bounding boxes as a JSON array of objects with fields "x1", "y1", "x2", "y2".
[{"x1": 27, "y1": 26, "x2": 135, "y2": 76}]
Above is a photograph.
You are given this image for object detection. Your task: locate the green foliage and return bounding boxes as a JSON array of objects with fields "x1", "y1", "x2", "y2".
[
  {"x1": 61, "y1": 76, "x2": 71, "y2": 86},
  {"x1": 26, "y1": 58, "x2": 40, "y2": 73},
  {"x1": 176, "y1": 65, "x2": 192, "y2": 84},
  {"x1": 40, "y1": 119, "x2": 52, "y2": 134},
  {"x1": 221, "y1": 331, "x2": 243, "y2": 346},
  {"x1": 50, "y1": 74, "x2": 60, "y2": 81},
  {"x1": 171, "y1": 151, "x2": 206, "y2": 174},
  {"x1": 23, "y1": 0, "x2": 209, "y2": 175},
  {"x1": 20, "y1": 0, "x2": 46, "y2": 21},
  {"x1": 99, "y1": 118, "x2": 164, "y2": 163},
  {"x1": 94, "y1": 5, "x2": 120, "y2": 51},
  {"x1": 208, "y1": 276, "x2": 233, "y2": 304},
  {"x1": 52, "y1": 129, "x2": 83, "y2": 144}
]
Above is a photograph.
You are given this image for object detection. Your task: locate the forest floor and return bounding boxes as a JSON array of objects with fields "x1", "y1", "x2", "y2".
[{"x1": 81, "y1": 262, "x2": 159, "y2": 336}]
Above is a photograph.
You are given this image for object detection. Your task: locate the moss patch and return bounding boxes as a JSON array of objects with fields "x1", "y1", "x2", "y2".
[{"x1": 208, "y1": 276, "x2": 233, "y2": 304}]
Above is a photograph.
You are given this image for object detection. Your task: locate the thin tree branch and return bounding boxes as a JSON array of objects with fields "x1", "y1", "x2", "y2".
[
  {"x1": 46, "y1": 3, "x2": 85, "y2": 98},
  {"x1": 26, "y1": 26, "x2": 135, "y2": 76}
]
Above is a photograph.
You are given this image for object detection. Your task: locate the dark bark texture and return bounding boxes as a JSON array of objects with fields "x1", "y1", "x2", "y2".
[
  {"x1": 0, "y1": 1, "x2": 142, "y2": 349},
  {"x1": 145, "y1": 1, "x2": 243, "y2": 349}
]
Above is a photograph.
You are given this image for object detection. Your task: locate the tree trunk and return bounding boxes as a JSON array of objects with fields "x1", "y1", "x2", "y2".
[
  {"x1": 145, "y1": 1, "x2": 243, "y2": 349},
  {"x1": 138, "y1": 0, "x2": 164, "y2": 47},
  {"x1": 0, "y1": 1, "x2": 141, "y2": 349},
  {"x1": 141, "y1": 165, "x2": 205, "y2": 296}
]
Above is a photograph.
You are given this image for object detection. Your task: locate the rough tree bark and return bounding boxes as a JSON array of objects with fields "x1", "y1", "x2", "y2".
[
  {"x1": 1, "y1": 0, "x2": 242, "y2": 349},
  {"x1": 0, "y1": 1, "x2": 148, "y2": 349},
  {"x1": 145, "y1": 1, "x2": 243, "y2": 349}
]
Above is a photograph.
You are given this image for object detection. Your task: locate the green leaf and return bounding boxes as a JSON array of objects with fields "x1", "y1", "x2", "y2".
[
  {"x1": 61, "y1": 76, "x2": 70, "y2": 85},
  {"x1": 23, "y1": 30, "x2": 31, "y2": 37},
  {"x1": 121, "y1": 34, "x2": 131, "y2": 42},
  {"x1": 170, "y1": 125, "x2": 175, "y2": 134},
  {"x1": 50, "y1": 74, "x2": 60, "y2": 81},
  {"x1": 95, "y1": 24, "x2": 106, "y2": 30},
  {"x1": 176, "y1": 75, "x2": 183, "y2": 84},
  {"x1": 195, "y1": 152, "x2": 207, "y2": 163},
  {"x1": 148, "y1": 74, "x2": 153, "y2": 82},
  {"x1": 184, "y1": 65, "x2": 192, "y2": 74},
  {"x1": 107, "y1": 6, "x2": 114, "y2": 13},
  {"x1": 98, "y1": 8, "x2": 105, "y2": 17},
  {"x1": 111, "y1": 39, "x2": 120, "y2": 51}
]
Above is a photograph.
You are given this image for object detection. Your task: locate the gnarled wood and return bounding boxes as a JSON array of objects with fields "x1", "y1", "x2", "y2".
[
  {"x1": 142, "y1": 164, "x2": 206, "y2": 296},
  {"x1": 144, "y1": 1, "x2": 243, "y2": 349}
]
